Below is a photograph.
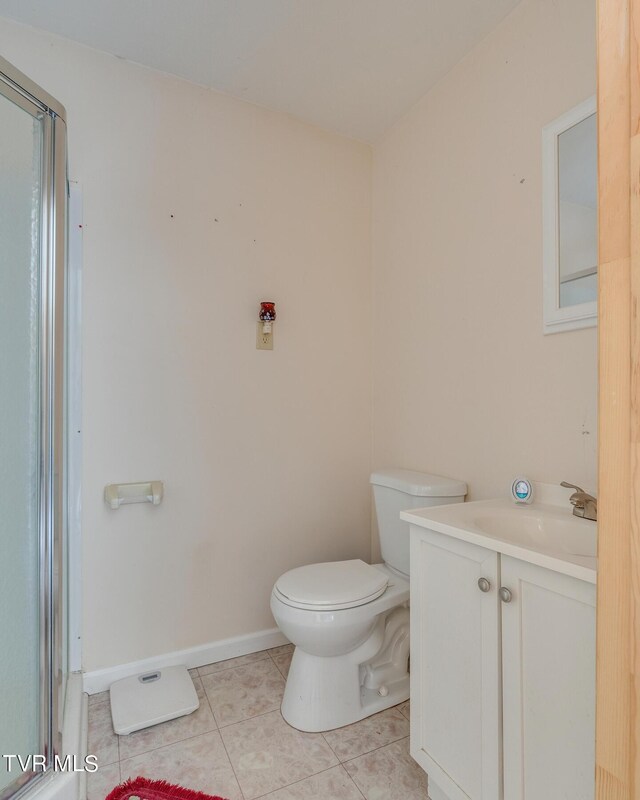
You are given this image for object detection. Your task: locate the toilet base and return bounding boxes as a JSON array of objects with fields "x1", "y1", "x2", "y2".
[{"x1": 280, "y1": 605, "x2": 410, "y2": 732}]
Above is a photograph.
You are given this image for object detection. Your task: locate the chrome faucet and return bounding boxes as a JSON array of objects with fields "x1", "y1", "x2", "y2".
[{"x1": 560, "y1": 482, "x2": 597, "y2": 521}]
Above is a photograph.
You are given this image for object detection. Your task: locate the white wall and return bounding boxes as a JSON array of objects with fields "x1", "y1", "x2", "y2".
[
  {"x1": 0, "y1": 19, "x2": 373, "y2": 672},
  {"x1": 1, "y1": 0, "x2": 599, "y2": 671},
  {"x1": 372, "y1": 0, "x2": 597, "y2": 540}
]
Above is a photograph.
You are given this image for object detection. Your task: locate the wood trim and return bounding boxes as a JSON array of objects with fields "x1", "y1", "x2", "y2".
[
  {"x1": 631, "y1": 11, "x2": 640, "y2": 793},
  {"x1": 596, "y1": 0, "x2": 638, "y2": 796}
]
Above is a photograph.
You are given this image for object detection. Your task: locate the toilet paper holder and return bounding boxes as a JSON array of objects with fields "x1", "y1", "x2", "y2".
[{"x1": 105, "y1": 481, "x2": 164, "y2": 510}]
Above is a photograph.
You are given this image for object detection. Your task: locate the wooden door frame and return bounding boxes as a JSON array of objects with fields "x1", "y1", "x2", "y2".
[{"x1": 596, "y1": 0, "x2": 639, "y2": 797}]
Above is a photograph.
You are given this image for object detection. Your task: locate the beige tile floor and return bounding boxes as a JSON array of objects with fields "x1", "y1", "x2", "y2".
[{"x1": 87, "y1": 645, "x2": 428, "y2": 800}]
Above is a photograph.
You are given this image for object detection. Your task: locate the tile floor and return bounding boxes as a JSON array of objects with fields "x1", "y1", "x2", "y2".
[{"x1": 87, "y1": 644, "x2": 428, "y2": 800}]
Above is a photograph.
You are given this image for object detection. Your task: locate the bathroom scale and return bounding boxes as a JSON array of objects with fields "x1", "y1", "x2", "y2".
[{"x1": 109, "y1": 665, "x2": 199, "y2": 735}]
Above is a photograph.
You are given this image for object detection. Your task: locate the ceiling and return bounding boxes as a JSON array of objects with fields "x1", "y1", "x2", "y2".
[{"x1": 0, "y1": 0, "x2": 521, "y2": 142}]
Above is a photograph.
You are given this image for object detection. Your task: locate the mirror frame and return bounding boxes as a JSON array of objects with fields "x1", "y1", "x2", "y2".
[{"x1": 542, "y1": 95, "x2": 597, "y2": 334}]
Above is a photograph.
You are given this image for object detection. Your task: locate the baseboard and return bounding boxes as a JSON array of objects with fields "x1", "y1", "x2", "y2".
[
  {"x1": 83, "y1": 627, "x2": 288, "y2": 694},
  {"x1": 427, "y1": 783, "x2": 449, "y2": 800}
]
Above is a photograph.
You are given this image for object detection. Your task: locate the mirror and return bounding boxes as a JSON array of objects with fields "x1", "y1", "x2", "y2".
[{"x1": 542, "y1": 97, "x2": 597, "y2": 334}]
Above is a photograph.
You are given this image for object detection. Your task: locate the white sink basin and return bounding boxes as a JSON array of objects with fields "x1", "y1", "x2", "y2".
[
  {"x1": 471, "y1": 508, "x2": 596, "y2": 558},
  {"x1": 401, "y1": 494, "x2": 597, "y2": 583}
]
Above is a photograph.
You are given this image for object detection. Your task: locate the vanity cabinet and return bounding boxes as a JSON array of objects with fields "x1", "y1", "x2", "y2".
[{"x1": 410, "y1": 527, "x2": 595, "y2": 800}]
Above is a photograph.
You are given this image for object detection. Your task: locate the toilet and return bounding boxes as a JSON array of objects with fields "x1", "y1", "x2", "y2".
[{"x1": 270, "y1": 468, "x2": 467, "y2": 732}]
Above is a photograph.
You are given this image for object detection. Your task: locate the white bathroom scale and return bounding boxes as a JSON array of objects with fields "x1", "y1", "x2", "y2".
[{"x1": 110, "y1": 665, "x2": 199, "y2": 735}]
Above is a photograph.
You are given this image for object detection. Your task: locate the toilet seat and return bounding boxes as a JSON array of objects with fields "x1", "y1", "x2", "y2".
[{"x1": 274, "y1": 559, "x2": 389, "y2": 611}]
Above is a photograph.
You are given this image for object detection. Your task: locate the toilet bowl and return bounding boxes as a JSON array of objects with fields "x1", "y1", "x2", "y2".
[
  {"x1": 271, "y1": 561, "x2": 410, "y2": 732},
  {"x1": 271, "y1": 469, "x2": 467, "y2": 732}
]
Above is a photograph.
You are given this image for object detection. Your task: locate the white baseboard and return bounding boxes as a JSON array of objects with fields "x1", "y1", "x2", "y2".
[{"x1": 83, "y1": 627, "x2": 288, "y2": 694}]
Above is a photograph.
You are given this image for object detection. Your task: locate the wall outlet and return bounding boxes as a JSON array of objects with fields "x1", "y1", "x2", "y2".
[{"x1": 256, "y1": 322, "x2": 273, "y2": 350}]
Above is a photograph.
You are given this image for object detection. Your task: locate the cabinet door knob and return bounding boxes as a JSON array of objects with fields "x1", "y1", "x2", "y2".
[
  {"x1": 499, "y1": 587, "x2": 513, "y2": 603},
  {"x1": 477, "y1": 577, "x2": 491, "y2": 593}
]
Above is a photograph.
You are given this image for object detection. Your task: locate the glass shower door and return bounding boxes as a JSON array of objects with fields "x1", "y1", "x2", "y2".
[
  {"x1": 0, "y1": 82, "x2": 44, "y2": 798},
  {"x1": 0, "y1": 61, "x2": 66, "y2": 799}
]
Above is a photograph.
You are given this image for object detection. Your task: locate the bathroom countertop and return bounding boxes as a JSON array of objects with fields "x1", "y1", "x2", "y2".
[{"x1": 402, "y1": 497, "x2": 597, "y2": 584}]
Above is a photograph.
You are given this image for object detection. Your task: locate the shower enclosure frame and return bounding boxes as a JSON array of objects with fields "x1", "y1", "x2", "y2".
[{"x1": 0, "y1": 56, "x2": 67, "y2": 800}]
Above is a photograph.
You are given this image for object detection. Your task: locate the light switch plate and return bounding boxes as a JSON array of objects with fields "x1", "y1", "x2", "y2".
[{"x1": 256, "y1": 322, "x2": 273, "y2": 350}]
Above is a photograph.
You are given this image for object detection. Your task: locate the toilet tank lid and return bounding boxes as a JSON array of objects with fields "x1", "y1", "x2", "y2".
[{"x1": 370, "y1": 468, "x2": 467, "y2": 497}]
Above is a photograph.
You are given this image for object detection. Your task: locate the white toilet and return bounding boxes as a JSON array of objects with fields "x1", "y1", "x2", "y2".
[{"x1": 270, "y1": 468, "x2": 467, "y2": 732}]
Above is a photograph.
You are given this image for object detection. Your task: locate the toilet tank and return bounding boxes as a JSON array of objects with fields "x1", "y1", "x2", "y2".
[{"x1": 370, "y1": 469, "x2": 467, "y2": 577}]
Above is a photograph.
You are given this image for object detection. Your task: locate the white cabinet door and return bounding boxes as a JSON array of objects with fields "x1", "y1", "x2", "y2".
[
  {"x1": 410, "y1": 527, "x2": 501, "y2": 800},
  {"x1": 500, "y1": 556, "x2": 596, "y2": 800}
]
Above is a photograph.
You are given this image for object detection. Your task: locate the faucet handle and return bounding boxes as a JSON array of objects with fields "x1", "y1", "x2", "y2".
[
  {"x1": 561, "y1": 481, "x2": 585, "y2": 494},
  {"x1": 561, "y1": 481, "x2": 598, "y2": 521}
]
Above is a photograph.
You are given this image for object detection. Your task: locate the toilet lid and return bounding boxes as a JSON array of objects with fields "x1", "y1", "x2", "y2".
[{"x1": 275, "y1": 560, "x2": 389, "y2": 611}]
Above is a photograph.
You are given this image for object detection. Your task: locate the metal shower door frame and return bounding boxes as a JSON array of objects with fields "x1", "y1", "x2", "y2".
[{"x1": 0, "y1": 55, "x2": 67, "y2": 800}]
